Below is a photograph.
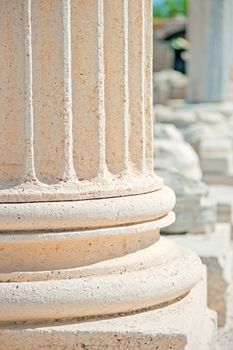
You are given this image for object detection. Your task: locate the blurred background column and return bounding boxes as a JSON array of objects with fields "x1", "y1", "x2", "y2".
[{"x1": 187, "y1": 0, "x2": 231, "y2": 103}]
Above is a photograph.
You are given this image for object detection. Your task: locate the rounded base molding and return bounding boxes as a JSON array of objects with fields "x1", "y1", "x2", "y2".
[
  {"x1": 0, "y1": 237, "x2": 203, "y2": 324},
  {"x1": 0, "y1": 186, "x2": 175, "y2": 232},
  {"x1": 0, "y1": 186, "x2": 176, "y2": 272},
  {"x1": 0, "y1": 270, "x2": 216, "y2": 350},
  {"x1": 0, "y1": 215, "x2": 173, "y2": 274}
]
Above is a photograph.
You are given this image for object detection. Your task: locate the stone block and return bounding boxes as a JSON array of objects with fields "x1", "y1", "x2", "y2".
[
  {"x1": 218, "y1": 328, "x2": 233, "y2": 350},
  {"x1": 153, "y1": 70, "x2": 187, "y2": 105},
  {"x1": 159, "y1": 171, "x2": 216, "y2": 234},
  {"x1": 154, "y1": 139, "x2": 202, "y2": 181},
  {"x1": 165, "y1": 197, "x2": 216, "y2": 235},
  {"x1": 157, "y1": 109, "x2": 197, "y2": 129},
  {"x1": 169, "y1": 224, "x2": 232, "y2": 326},
  {"x1": 199, "y1": 139, "x2": 233, "y2": 175},
  {"x1": 196, "y1": 111, "x2": 226, "y2": 125},
  {"x1": 167, "y1": 100, "x2": 233, "y2": 118},
  {"x1": 153, "y1": 40, "x2": 174, "y2": 72},
  {"x1": 217, "y1": 277, "x2": 233, "y2": 348},
  {"x1": 209, "y1": 185, "x2": 233, "y2": 238},
  {"x1": 154, "y1": 123, "x2": 184, "y2": 142},
  {"x1": 153, "y1": 82, "x2": 170, "y2": 105},
  {"x1": 170, "y1": 84, "x2": 186, "y2": 100},
  {"x1": 203, "y1": 173, "x2": 233, "y2": 186},
  {"x1": 182, "y1": 122, "x2": 215, "y2": 152}
]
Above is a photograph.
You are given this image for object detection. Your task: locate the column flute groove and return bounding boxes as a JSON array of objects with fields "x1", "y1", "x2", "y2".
[
  {"x1": 62, "y1": 0, "x2": 77, "y2": 182},
  {"x1": 141, "y1": 0, "x2": 146, "y2": 173},
  {"x1": 128, "y1": 0, "x2": 146, "y2": 172},
  {"x1": 23, "y1": 0, "x2": 36, "y2": 183},
  {"x1": 104, "y1": 0, "x2": 130, "y2": 175},
  {"x1": 123, "y1": 0, "x2": 130, "y2": 172},
  {"x1": 144, "y1": 0, "x2": 153, "y2": 173},
  {"x1": 97, "y1": 0, "x2": 106, "y2": 178}
]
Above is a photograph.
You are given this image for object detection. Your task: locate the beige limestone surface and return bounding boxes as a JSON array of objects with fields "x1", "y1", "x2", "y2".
[
  {"x1": 0, "y1": 0, "x2": 159, "y2": 203},
  {"x1": 0, "y1": 268, "x2": 216, "y2": 350}
]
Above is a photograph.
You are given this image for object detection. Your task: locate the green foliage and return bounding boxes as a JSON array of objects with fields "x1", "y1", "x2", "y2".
[{"x1": 153, "y1": 0, "x2": 188, "y2": 18}]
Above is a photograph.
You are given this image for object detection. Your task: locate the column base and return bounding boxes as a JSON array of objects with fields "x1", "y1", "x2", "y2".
[
  {"x1": 0, "y1": 237, "x2": 203, "y2": 323},
  {"x1": 0, "y1": 268, "x2": 217, "y2": 350}
]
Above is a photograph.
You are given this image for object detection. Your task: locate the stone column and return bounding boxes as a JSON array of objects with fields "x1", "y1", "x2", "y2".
[
  {"x1": 227, "y1": 0, "x2": 233, "y2": 100},
  {"x1": 187, "y1": 0, "x2": 231, "y2": 103},
  {"x1": 0, "y1": 1, "x2": 215, "y2": 349}
]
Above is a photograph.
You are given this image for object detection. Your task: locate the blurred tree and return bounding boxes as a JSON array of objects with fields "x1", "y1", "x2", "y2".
[{"x1": 153, "y1": 0, "x2": 188, "y2": 18}]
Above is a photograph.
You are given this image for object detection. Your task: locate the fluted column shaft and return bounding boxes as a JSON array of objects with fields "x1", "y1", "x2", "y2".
[{"x1": 0, "y1": 0, "x2": 159, "y2": 203}]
